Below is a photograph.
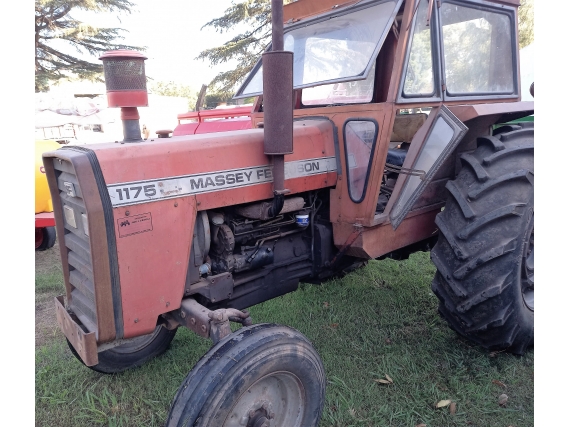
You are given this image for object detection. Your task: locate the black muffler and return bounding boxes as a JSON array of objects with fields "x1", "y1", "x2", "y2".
[{"x1": 262, "y1": 0, "x2": 293, "y2": 217}]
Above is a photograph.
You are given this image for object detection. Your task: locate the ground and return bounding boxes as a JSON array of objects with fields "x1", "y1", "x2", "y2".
[
  {"x1": 35, "y1": 240, "x2": 65, "y2": 348},
  {"x1": 35, "y1": 245, "x2": 534, "y2": 427}
]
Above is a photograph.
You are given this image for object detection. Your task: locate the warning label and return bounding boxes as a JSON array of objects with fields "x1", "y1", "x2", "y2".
[{"x1": 117, "y1": 212, "x2": 153, "y2": 238}]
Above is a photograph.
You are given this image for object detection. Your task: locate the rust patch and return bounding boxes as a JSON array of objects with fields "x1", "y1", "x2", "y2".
[{"x1": 54, "y1": 295, "x2": 99, "y2": 366}]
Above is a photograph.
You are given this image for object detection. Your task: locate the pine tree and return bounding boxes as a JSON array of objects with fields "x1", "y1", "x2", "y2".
[
  {"x1": 35, "y1": 0, "x2": 143, "y2": 92},
  {"x1": 518, "y1": 0, "x2": 534, "y2": 49},
  {"x1": 196, "y1": 0, "x2": 285, "y2": 98}
]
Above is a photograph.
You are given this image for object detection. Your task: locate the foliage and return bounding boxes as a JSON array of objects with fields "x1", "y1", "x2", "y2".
[
  {"x1": 35, "y1": 0, "x2": 143, "y2": 92},
  {"x1": 196, "y1": 0, "x2": 293, "y2": 97},
  {"x1": 150, "y1": 81, "x2": 199, "y2": 111},
  {"x1": 518, "y1": 0, "x2": 534, "y2": 49},
  {"x1": 440, "y1": 6, "x2": 497, "y2": 93},
  {"x1": 204, "y1": 91, "x2": 237, "y2": 109},
  {"x1": 403, "y1": 0, "x2": 435, "y2": 95}
]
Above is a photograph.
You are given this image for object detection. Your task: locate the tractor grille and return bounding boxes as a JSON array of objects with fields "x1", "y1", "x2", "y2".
[{"x1": 53, "y1": 159, "x2": 98, "y2": 335}]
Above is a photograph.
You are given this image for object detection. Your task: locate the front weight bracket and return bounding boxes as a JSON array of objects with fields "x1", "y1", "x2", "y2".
[{"x1": 168, "y1": 298, "x2": 252, "y2": 344}]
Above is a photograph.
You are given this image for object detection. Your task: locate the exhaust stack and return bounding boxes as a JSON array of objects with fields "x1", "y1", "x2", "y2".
[
  {"x1": 262, "y1": 0, "x2": 293, "y2": 216},
  {"x1": 99, "y1": 50, "x2": 148, "y2": 142}
]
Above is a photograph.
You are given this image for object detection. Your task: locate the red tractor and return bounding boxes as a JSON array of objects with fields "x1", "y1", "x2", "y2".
[{"x1": 44, "y1": 0, "x2": 533, "y2": 425}]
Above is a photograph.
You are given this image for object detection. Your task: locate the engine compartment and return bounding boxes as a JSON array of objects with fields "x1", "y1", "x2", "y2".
[{"x1": 184, "y1": 192, "x2": 332, "y2": 310}]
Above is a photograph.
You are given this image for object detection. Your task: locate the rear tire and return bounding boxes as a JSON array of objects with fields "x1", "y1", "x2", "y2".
[
  {"x1": 36, "y1": 226, "x2": 56, "y2": 251},
  {"x1": 67, "y1": 325, "x2": 177, "y2": 374},
  {"x1": 166, "y1": 324, "x2": 326, "y2": 427},
  {"x1": 431, "y1": 123, "x2": 534, "y2": 355}
]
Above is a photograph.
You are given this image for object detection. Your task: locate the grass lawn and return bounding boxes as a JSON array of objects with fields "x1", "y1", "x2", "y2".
[{"x1": 35, "y1": 245, "x2": 533, "y2": 427}]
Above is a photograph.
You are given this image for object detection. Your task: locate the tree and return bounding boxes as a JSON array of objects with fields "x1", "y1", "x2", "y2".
[
  {"x1": 197, "y1": 0, "x2": 294, "y2": 98},
  {"x1": 150, "y1": 81, "x2": 199, "y2": 111},
  {"x1": 204, "y1": 92, "x2": 235, "y2": 109},
  {"x1": 35, "y1": 0, "x2": 143, "y2": 92},
  {"x1": 518, "y1": 0, "x2": 534, "y2": 49}
]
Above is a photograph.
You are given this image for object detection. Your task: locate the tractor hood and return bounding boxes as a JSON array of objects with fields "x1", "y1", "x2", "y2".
[{"x1": 90, "y1": 119, "x2": 337, "y2": 211}]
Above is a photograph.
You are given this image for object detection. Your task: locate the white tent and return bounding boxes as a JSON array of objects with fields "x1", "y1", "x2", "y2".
[
  {"x1": 35, "y1": 94, "x2": 109, "y2": 129},
  {"x1": 35, "y1": 90, "x2": 189, "y2": 143}
]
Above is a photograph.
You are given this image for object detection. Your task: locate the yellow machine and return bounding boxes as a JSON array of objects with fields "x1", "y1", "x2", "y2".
[{"x1": 35, "y1": 139, "x2": 60, "y2": 250}]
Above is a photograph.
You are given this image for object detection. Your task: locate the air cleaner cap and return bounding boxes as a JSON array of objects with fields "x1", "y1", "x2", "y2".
[{"x1": 99, "y1": 50, "x2": 148, "y2": 108}]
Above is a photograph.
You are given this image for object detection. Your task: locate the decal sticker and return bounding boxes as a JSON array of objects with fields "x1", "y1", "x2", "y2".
[
  {"x1": 107, "y1": 157, "x2": 337, "y2": 207},
  {"x1": 117, "y1": 213, "x2": 153, "y2": 238}
]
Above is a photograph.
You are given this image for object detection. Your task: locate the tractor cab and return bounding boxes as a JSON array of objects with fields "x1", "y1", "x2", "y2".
[{"x1": 236, "y1": 0, "x2": 530, "y2": 257}]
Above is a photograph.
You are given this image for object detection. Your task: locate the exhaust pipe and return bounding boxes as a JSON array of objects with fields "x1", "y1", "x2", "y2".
[{"x1": 262, "y1": 0, "x2": 293, "y2": 217}]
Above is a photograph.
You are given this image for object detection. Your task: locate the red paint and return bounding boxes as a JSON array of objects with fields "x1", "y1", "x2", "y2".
[
  {"x1": 106, "y1": 91, "x2": 148, "y2": 108},
  {"x1": 114, "y1": 197, "x2": 196, "y2": 338},
  {"x1": 99, "y1": 50, "x2": 147, "y2": 60},
  {"x1": 120, "y1": 106, "x2": 141, "y2": 120},
  {"x1": 35, "y1": 212, "x2": 56, "y2": 228},
  {"x1": 174, "y1": 106, "x2": 253, "y2": 136},
  {"x1": 172, "y1": 123, "x2": 199, "y2": 136}
]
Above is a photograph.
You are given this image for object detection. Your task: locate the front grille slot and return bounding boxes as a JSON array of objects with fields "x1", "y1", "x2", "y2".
[
  {"x1": 64, "y1": 233, "x2": 91, "y2": 262},
  {"x1": 57, "y1": 172, "x2": 84, "y2": 199},
  {"x1": 69, "y1": 270, "x2": 95, "y2": 305},
  {"x1": 60, "y1": 195, "x2": 88, "y2": 239},
  {"x1": 70, "y1": 289, "x2": 98, "y2": 333},
  {"x1": 68, "y1": 252, "x2": 94, "y2": 284},
  {"x1": 53, "y1": 159, "x2": 98, "y2": 337}
]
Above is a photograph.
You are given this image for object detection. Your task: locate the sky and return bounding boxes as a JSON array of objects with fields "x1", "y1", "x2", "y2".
[{"x1": 70, "y1": 0, "x2": 247, "y2": 91}]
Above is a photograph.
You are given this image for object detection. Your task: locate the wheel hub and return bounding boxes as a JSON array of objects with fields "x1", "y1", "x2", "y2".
[
  {"x1": 228, "y1": 372, "x2": 304, "y2": 427},
  {"x1": 247, "y1": 409, "x2": 271, "y2": 427}
]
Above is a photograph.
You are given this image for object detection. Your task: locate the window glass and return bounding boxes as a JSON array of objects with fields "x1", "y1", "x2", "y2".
[
  {"x1": 403, "y1": 0, "x2": 435, "y2": 96},
  {"x1": 389, "y1": 106, "x2": 469, "y2": 230},
  {"x1": 236, "y1": 1, "x2": 399, "y2": 97},
  {"x1": 391, "y1": 116, "x2": 454, "y2": 219},
  {"x1": 441, "y1": 2, "x2": 514, "y2": 94},
  {"x1": 345, "y1": 120, "x2": 378, "y2": 202},
  {"x1": 303, "y1": 63, "x2": 375, "y2": 105}
]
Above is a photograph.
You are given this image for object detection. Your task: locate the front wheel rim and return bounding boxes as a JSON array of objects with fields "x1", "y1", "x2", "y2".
[{"x1": 223, "y1": 371, "x2": 306, "y2": 427}]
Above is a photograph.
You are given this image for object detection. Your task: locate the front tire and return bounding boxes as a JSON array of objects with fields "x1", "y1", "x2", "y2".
[
  {"x1": 431, "y1": 123, "x2": 534, "y2": 355},
  {"x1": 68, "y1": 325, "x2": 177, "y2": 374},
  {"x1": 166, "y1": 324, "x2": 326, "y2": 427}
]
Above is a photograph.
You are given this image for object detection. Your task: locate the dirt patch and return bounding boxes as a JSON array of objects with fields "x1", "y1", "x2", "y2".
[
  {"x1": 36, "y1": 292, "x2": 64, "y2": 348},
  {"x1": 35, "y1": 240, "x2": 62, "y2": 275},
  {"x1": 36, "y1": 241, "x2": 64, "y2": 348}
]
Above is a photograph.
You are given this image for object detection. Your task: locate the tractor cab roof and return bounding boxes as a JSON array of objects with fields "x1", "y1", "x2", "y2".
[{"x1": 283, "y1": 0, "x2": 520, "y2": 23}]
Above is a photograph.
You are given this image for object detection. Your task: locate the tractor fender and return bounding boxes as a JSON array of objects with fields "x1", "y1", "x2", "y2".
[{"x1": 448, "y1": 101, "x2": 533, "y2": 126}]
